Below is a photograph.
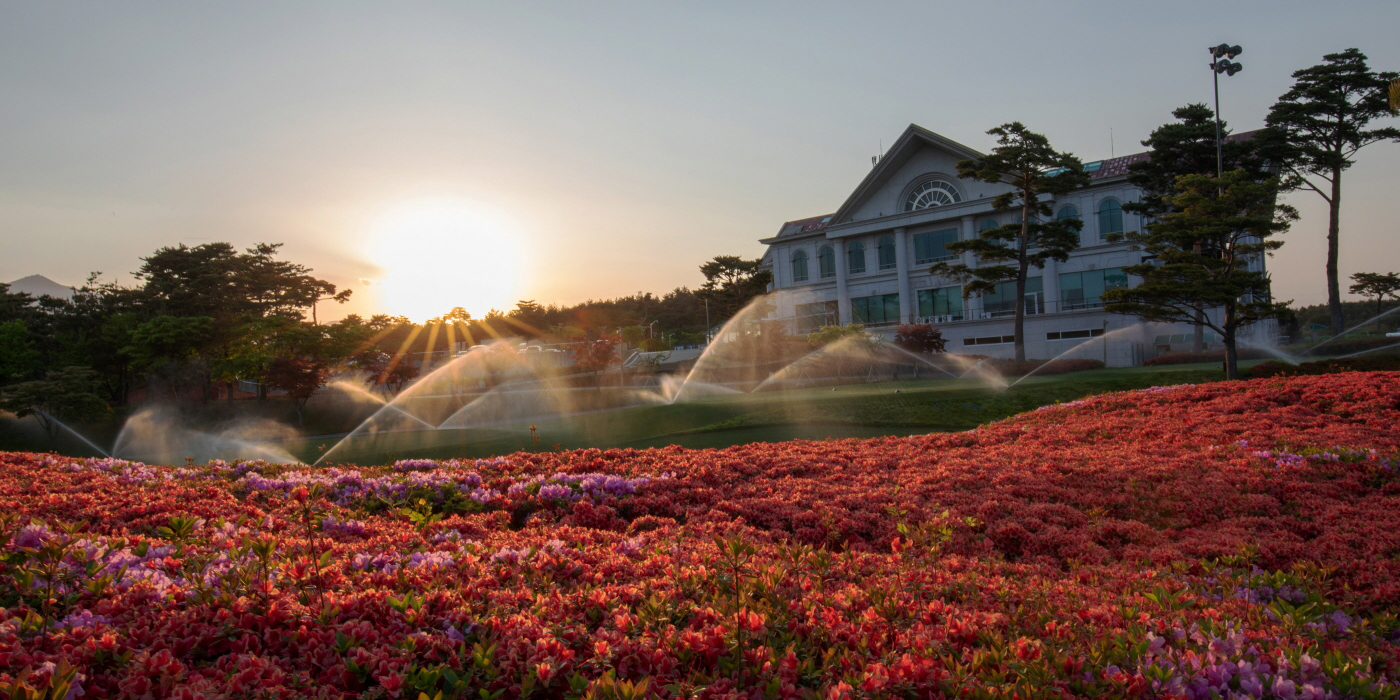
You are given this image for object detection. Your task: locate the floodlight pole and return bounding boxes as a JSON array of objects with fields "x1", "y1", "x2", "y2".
[
  {"x1": 1213, "y1": 60, "x2": 1223, "y2": 179},
  {"x1": 1196, "y1": 43, "x2": 1242, "y2": 353}
]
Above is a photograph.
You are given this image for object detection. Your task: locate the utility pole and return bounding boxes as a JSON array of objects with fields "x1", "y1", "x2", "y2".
[{"x1": 704, "y1": 299, "x2": 711, "y2": 344}]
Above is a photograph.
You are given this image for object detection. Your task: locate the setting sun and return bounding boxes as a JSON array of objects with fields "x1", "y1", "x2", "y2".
[{"x1": 363, "y1": 200, "x2": 526, "y2": 322}]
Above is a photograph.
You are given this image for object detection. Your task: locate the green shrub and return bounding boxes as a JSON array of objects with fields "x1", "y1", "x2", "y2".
[
  {"x1": 1302, "y1": 336, "x2": 1400, "y2": 357},
  {"x1": 1247, "y1": 360, "x2": 1296, "y2": 379},
  {"x1": 1249, "y1": 356, "x2": 1400, "y2": 378},
  {"x1": 987, "y1": 358, "x2": 1105, "y2": 377},
  {"x1": 1144, "y1": 348, "x2": 1273, "y2": 366}
]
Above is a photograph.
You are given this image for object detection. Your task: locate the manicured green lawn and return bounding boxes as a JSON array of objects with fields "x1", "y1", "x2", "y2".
[{"x1": 293, "y1": 363, "x2": 1231, "y2": 464}]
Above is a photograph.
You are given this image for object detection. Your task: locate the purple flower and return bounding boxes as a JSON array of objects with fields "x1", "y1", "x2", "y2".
[{"x1": 537, "y1": 483, "x2": 575, "y2": 502}]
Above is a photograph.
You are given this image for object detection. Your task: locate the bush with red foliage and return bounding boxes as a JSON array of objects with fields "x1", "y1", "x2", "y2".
[
  {"x1": 892, "y1": 324, "x2": 947, "y2": 354},
  {"x1": 1, "y1": 373, "x2": 1398, "y2": 698}
]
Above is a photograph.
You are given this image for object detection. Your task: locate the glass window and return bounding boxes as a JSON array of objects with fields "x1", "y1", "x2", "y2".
[
  {"x1": 1059, "y1": 267, "x2": 1129, "y2": 310},
  {"x1": 917, "y1": 286, "x2": 963, "y2": 319},
  {"x1": 818, "y1": 245, "x2": 836, "y2": 278},
  {"x1": 1097, "y1": 199, "x2": 1123, "y2": 238},
  {"x1": 982, "y1": 277, "x2": 1044, "y2": 317},
  {"x1": 852, "y1": 293, "x2": 902, "y2": 325},
  {"x1": 1056, "y1": 205, "x2": 1081, "y2": 221},
  {"x1": 913, "y1": 228, "x2": 960, "y2": 264},
  {"x1": 795, "y1": 300, "x2": 838, "y2": 333},
  {"x1": 847, "y1": 241, "x2": 866, "y2": 274},
  {"x1": 877, "y1": 236, "x2": 897, "y2": 270},
  {"x1": 904, "y1": 180, "x2": 962, "y2": 211},
  {"x1": 791, "y1": 249, "x2": 809, "y2": 282},
  {"x1": 978, "y1": 218, "x2": 999, "y2": 234}
]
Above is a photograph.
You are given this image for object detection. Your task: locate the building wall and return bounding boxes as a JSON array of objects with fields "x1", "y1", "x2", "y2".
[{"x1": 763, "y1": 139, "x2": 1276, "y2": 368}]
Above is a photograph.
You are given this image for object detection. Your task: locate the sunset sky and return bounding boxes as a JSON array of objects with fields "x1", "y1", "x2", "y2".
[{"x1": 2, "y1": 2, "x2": 1397, "y2": 322}]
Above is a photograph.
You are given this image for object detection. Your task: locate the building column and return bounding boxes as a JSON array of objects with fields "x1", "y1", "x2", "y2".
[
  {"x1": 1042, "y1": 257, "x2": 1059, "y2": 314},
  {"x1": 960, "y1": 215, "x2": 977, "y2": 268},
  {"x1": 834, "y1": 238, "x2": 851, "y2": 325},
  {"x1": 894, "y1": 227, "x2": 911, "y2": 323}
]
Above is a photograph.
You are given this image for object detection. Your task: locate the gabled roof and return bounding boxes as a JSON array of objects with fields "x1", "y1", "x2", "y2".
[{"x1": 829, "y1": 124, "x2": 984, "y2": 225}]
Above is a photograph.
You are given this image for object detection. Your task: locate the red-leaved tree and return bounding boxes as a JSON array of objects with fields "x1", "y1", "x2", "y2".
[
  {"x1": 893, "y1": 324, "x2": 947, "y2": 354},
  {"x1": 571, "y1": 334, "x2": 620, "y2": 382},
  {"x1": 263, "y1": 357, "x2": 328, "y2": 425}
]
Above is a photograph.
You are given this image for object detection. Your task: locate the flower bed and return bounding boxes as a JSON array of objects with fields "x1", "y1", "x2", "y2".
[{"x1": 1, "y1": 373, "x2": 1399, "y2": 698}]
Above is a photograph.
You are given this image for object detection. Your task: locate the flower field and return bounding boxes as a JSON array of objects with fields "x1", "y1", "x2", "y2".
[{"x1": 2, "y1": 373, "x2": 1400, "y2": 699}]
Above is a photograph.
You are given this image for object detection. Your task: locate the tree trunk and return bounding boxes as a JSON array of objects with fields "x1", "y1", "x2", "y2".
[
  {"x1": 1222, "y1": 301, "x2": 1239, "y2": 380},
  {"x1": 1013, "y1": 200, "x2": 1029, "y2": 363},
  {"x1": 1224, "y1": 335, "x2": 1239, "y2": 380},
  {"x1": 1192, "y1": 302, "x2": 1206, "y2": 352},
  {"x1": 226, "y1": 381, "x2": 235, "y2": 403},
  {"x1": 1327, "y1": 169, "x2": 1344, "y2": 335},
  {"x1": 1013, "y1": 269, "x2": 1027, "y2": 363}
]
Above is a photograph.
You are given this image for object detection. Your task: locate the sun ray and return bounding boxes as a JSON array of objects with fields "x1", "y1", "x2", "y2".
[
  {"x1": 453, "y1": 320, "x2": 476, "y2": 349},
  {"x1": 420, "y1": 321, "x2": 442, "y2": 375},
  {"x1": 380, "y1": 323, "x2": 425, "y2": 386}
]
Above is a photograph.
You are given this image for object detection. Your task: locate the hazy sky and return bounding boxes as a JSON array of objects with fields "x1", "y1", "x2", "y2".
[{"x1": 2, "y1": 2, "x2": 1397, "y2": 321}]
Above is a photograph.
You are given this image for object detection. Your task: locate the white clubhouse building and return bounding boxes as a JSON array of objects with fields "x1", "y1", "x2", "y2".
[{"x1": 758, "y1": 124, "x2": 1274, "y2": 366}]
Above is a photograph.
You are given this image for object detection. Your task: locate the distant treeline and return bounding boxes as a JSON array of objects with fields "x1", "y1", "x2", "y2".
[{"x1": 0, "y1": 243, "x2": 770, "y2": 417}]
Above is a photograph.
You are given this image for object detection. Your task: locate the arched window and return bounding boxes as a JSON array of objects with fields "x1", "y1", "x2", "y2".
[
  {"x1": 904, "y1": 180, "x2": 962, "y2": 211},
  {"x1": 877, "y1": 236, "x2": 897, "y2": 270},
  {"x1": 847, "y1": 241, "x2": 866, "y2": 274},
  {"x1": 1056, "y1": 205, "x2": 1081, "y2": 222},
  {"x1": 1097, "y1": 199, "x2": 1123, "y2": 239},
  {"x1": 978, "y1": 218, "x2": 999, "y2": 234},
  {"x1": 818, "y1": 245, "x2": 836, "y2": 278},
  {"x1": 791, "y1": 249, "x2": 809, "y2": 282}
]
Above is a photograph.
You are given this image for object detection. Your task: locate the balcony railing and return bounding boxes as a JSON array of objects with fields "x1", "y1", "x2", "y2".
[{"x1": 910, "y1": 296, "x2": 1117, "y2": 324}]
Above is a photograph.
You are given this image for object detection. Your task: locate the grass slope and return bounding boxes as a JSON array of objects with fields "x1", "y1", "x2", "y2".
[{"x1": 301, "y1": 364, "x2": 1225, "y2": 463}]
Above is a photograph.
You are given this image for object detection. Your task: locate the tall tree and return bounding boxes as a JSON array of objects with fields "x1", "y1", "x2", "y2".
[
  {"x1": 1124, "y1": 104, "x2": 1268, "y2": 351},
  {"x1": 0, "y1": 366, "x2": 110, "y2": 438},
  {"x1": 1124, "y1": 103, "x2": 1266, "y2": 220},
  {"x1": 137, "y1": 242, "x2": 349, "y2": 323},
  {"x1": 930, "y1": 122, "x2": 1090, "y2": 362},
  {"x1": 1263, "y1": 49, "x2": 1399, "y2": 335},
  {"x1": 696, "y1": 256, "x2": 772, "y2": 324},
  {"x1": 1103, "y1": 170, "x2": 1296, "y2": 380},
  {"x1": 1348, "y1": 271, "x2": 1400, "y2": 331},
  {"x1": 0, "y1": 321, "x2": 40, "y2": 384}
]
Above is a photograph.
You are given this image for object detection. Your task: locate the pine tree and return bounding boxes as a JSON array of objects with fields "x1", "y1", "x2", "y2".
[
  {"x1": 1124, "y1": 104, "x2": 1269, "y2": 351},
  {"x1": 930, "y1": 123, "x2": 1090, "y2": 362},
  {"x1": 1263, "y1": 49, "x2": 1399, "y2": 335},
  {"x1": 1103, "y1": 171, "x2": 1295, "y2": 379}
]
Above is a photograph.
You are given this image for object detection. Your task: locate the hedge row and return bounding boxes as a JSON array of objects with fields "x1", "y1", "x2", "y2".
[{"x1": 1249, "y1": 355, "x2": 1400, "y2": 378}]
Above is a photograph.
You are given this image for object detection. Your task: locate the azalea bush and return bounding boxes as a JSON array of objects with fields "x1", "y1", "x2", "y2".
[{"x1": 1, "y1": 372, "x2": 1399, "y2": 698}]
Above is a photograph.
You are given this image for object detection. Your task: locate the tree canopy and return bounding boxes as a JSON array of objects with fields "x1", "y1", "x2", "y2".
[
  {"x1": 931, "y1": 122, "x2": 1090, "y2": 362},
  {"x1": 1263, "y1": 48, "x2": 1399, "y2": 334},
  {"x1": 1104, "y1": 170, "x2": 1295, "y2": 379}
]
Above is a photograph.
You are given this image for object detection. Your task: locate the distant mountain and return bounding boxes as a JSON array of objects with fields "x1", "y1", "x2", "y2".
[{"x1": 7, "y1": 274, "x2": 75, "y2": 300}]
